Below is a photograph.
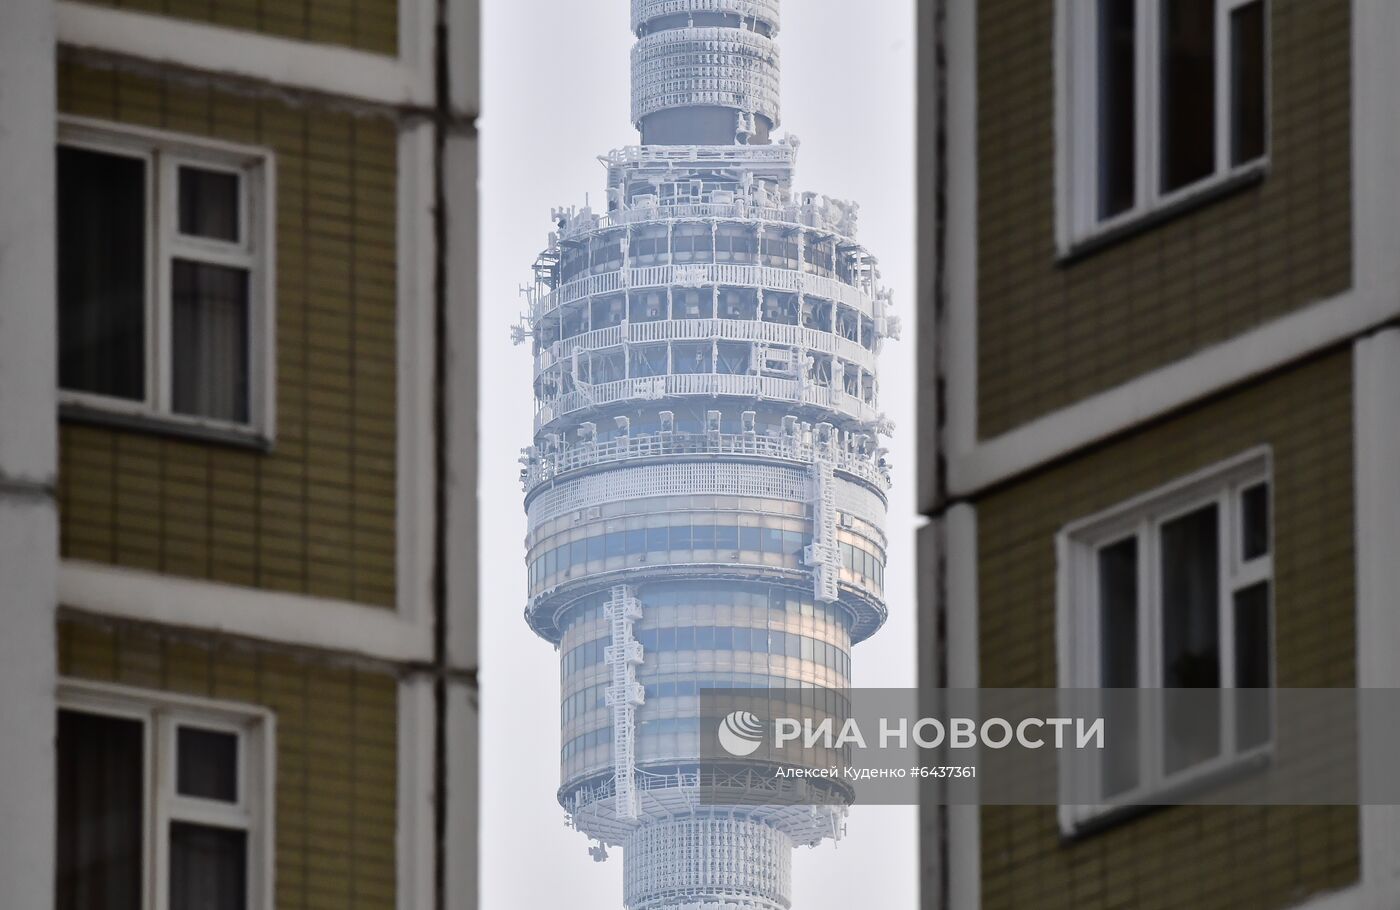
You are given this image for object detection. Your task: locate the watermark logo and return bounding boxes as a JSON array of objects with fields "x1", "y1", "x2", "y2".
[{"x1": 717, "y1": 710, "x2": 765, "y2": 757}]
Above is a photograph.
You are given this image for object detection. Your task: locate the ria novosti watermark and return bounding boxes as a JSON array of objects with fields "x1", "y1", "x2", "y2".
[
  {"x1": 696, "y1": 688, "x2": 1400, "y2": 808},
  {"x1": 766, "y1": 713, "x2": 1104, "y2": 752}
]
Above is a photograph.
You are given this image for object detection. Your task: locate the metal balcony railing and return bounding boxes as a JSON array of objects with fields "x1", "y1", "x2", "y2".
[
  {"x1": 534, "y1": 318, "x2": 877, "y2": 377},
  {"x1": 532, "y1": 264, "x2": 873, "y2": 322},
  {"x1": 521, "y1": 429, "x2": 890, "y2": 493}
]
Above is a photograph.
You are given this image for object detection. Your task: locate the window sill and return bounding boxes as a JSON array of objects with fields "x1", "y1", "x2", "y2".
[
  {"x1": 1059, "y1": 746, "x2": 1273, "y2": 842},
  {"x1": 60, "y1": 401, "x2": 273, "y2": 453},
  {"x1": 1058, "y1": 162, "x2": 1269, "y2": 266}
]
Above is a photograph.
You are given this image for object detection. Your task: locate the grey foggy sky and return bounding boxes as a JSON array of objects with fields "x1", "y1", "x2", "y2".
[{"x1": 478, "y1": 2, "x2": 918, "y2": 906}]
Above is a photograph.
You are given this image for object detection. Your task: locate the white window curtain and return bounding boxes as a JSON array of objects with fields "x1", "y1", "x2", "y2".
[{"x1": 171, "y1": 259, "x2": 250, "y2": 424}]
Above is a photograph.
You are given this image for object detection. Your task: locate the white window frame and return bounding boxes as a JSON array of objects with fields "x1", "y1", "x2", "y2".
[
  {"x1": 1056, "y1": 448, "x2": 1275, "y2": 833},
  {"x1": 57, "y1": 679, "x2": 276, "y2": 910},
  {"x1": 57, "y1": 116, "x2": 277, "y2": 444},
  {"x1": 1056, "y1": 0, "x2": 1272, "y2": 253}
]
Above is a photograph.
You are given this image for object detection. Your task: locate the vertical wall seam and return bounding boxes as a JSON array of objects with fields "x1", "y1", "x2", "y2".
[{"x1": 430, "y1": 1, "x2": 452, "y2": 908}]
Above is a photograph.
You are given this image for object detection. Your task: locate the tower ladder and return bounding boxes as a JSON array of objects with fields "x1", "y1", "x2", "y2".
[
  {"x1": 603, "y1": 584, "x2": 646, "y2": 820},
  {"x1": 804, "y1": 451, "x2": 840, "y2": 602}
]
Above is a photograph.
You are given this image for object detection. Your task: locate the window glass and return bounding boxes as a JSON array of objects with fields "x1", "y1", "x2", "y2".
[
  {"x1": 1097, "y1": 537, "x2": 1140, "y2": 797},
  {"x1": 171, "y1": 260, "x2": 250, "y2": 423},
  {"x1": 1071, "y1": 0, "x2": 1271, "y2": 239},
  {"x1": 1234, "y1": 580, "x2": 1272, "y2": 748},
  {"x1": 1097, "y1": 0, "x2": 1137, "y2": 218},
  {"x1": 1160, "y1": 0, "x2": 1217, "y2": 192},
  {"x1": 176, "y1": 726, "x2": 239, "y2": 803},
  {"x1": 169, "y1": 821, "x2": 247, "y2": 910},
  {"x1": 178, "y1": 166, "x2": 240, "y2": 242},
  {"x1": 57, "y1": 710, "x2": 145, "y2": 910},
  {"x1": 1230, "y1": 1, "x2": 1267, "y2": 165},
  {"x1": 1240, "y1": 482, "x2": 1270, "y2": 560},
  {"x1": 1160, "y1": 503, "x2": 1222, "y2": 773},
  {"x1": 57, "y1": 147, "x2": 147, "y2": 402},
  {"x1": 1160, "y1": 504, "x2": 1221, "y2": 687}
]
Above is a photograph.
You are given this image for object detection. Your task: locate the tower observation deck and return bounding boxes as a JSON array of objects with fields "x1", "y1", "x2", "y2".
[{"x1": 517, "y1": 3, "x2": 896, "y2": 907}]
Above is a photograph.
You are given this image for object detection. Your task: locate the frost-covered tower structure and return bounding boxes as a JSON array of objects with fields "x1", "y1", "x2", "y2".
[{"x1": 518, "y1": 3, "x2": 895, "y2": 907}]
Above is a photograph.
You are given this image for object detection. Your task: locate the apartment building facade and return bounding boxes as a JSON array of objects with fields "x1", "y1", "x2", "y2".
[
  {"x1": 0, "y1": 0, "x2": 480, "y2": 907},
  {"x1": 918, "y1": 1, "x2": 1400, "y2": 908}
]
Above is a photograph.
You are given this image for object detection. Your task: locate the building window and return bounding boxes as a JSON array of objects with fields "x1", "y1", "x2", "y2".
[
  {"x1": 1058, "y1": 451, "x2": 1273, "y2": 831},
  {"x1": 1059, "y1": 0, "x2": 1269, "y2": 249},
  {"x1": 57, "y1": 118, "x2": 275, "y2": 440},
  {"x1": 56, "y1": 682, "x2": 273, "y2": 910}
]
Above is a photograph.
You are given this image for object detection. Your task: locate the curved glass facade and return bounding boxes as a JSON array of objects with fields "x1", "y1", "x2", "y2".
[{"x1": 555, "y1": 581, "x2": 856, "y2": 784}]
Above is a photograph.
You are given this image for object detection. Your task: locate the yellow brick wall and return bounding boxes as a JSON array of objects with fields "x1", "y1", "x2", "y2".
[
  {"x1": 57, "y1": 62, "x2": 398, "y2": 608},
  {"x1": 974, "y1": 351, "x2": 1358, "y2": 908},
  {"x1": 976, "y1": 0, "x2": 1352, "y2": 438},
  {"x1": 58, "y1": 615, "x2": 399, "y2": 909},
  {"x1": 69, "y1": 0, "x2": 398, "y2": 56}
]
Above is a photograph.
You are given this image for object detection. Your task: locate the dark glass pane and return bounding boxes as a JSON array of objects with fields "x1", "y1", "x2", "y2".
[
  {"x1": 57, "y1": 147, "x2": 147, "y2": 401},
  {"x1": 1241, "y1": 482, "x2": 1270, "y2": 559},
  {"x1": 1098, "y1": 538, "x2": 1139, "y2": 688},
  {"x1": 1098, "y1": 0, "x2": 1137, "y2": 219},
  {"x1": 178, "y1": 167, "x2": 240, "y2": 241},
  {"x1": 1161, "y1": 0, "x2": 1217, "y2": 192},
  {"x1": 1161, "y1": 504, "x2": 1221, "y2": 773},
  {"x1": 739, "y1": 526, "x2": 761, "y2": 551},
  {"x1": 177, "y1": 727, "x2": 238, "y2": 802},
  {"x1": 1098, "y1": 536, "x2": 1140, "y2": 797},
  {"x1": 1234, "y1": 581, "x2": 1272, "y2": 749},
  {"x1": 169, "y1": 822, "x2": 246, "y2": 910},
  {"x1": 1230, "y1": 0, "x2": 1267, "y2": 165},
  {"x1": 171, "y1": 260, "x2": 250, "y2": 423},
  {"x1": 56, "y1": 710, "x2": 144, "y2": 910}
]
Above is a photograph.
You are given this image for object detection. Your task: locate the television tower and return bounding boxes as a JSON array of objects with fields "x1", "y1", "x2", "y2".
[{"x1": 518, "y1": 3, "x2": 895, "y2": 906}]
